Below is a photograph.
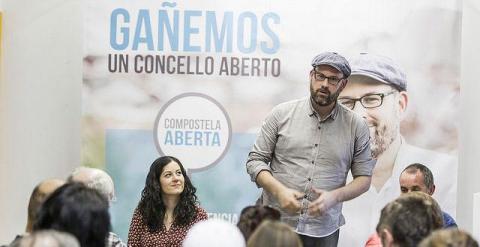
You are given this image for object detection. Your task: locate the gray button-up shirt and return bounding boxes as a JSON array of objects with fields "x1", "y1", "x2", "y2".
[{"x1": 246, "y1": 97, "x2": 375, "y2": 237}]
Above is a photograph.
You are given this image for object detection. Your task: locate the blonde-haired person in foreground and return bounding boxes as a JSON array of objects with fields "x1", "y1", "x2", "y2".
[
  {"x1": 419, "y1": 229, "x2": 479, "y2": 247},
  {"x1": 247, "y1": 220, "x2": 302, "y2": 247}
]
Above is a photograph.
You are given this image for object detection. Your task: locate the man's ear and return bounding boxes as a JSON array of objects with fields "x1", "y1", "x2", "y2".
[
  {"x1": 398, "y1": 91, "x2": 408, "y2": 114},
  {"x1": 380, "y1": 228, "x2": 394, "y2": 247},
  {"x1": 429, "y1": 185, "x2": 436, "y2": 196},
  {"x1": 339, "y1": 79, "x2": 348, "y2": 92},
  {"x1": 309, "y1": 70, "x2": 315, "y2": 81}
]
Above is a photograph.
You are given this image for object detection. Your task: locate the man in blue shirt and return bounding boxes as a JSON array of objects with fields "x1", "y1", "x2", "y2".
[{"x1": 399, "y1": 163, "x2": 457, "y2": 228}]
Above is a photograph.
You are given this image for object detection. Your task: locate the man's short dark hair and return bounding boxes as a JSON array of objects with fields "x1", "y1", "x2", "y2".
[
  {"x1": 402, "y1": 163, "x2": 435, "y2": 191},
  {"x1": 33, "y1": 182, "x2": 110, "y2": 247},
  {"x1": 377, "y1": 192, "x2": 444, "y2": 247},
  {"x1": 237, "y1": 205, "x2": 281, "y2": 241}
]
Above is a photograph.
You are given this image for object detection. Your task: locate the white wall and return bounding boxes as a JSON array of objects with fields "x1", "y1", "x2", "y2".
[
  {"x1": 0, "y1": 0, "x2": 82, "y2": 243},
  {"x1": 458, "y1": 0, "x2": 480, "y2": 239}
]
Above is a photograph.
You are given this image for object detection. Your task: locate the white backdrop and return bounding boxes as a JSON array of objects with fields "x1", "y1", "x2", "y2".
[
  {"x1": 83, "y1": 1, "x2": 461, "y2": 246},
  {"x1": 1, "y1": 0, "x2": 480, "y2": 245}
]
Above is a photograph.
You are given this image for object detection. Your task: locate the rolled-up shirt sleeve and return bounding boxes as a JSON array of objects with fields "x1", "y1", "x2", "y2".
[
  {"x1": 246, "y1": 106, "x2": 280, "y2": 184},
  {"x1": 351, "y1": 118, "x2": 376, "y2": 177}
]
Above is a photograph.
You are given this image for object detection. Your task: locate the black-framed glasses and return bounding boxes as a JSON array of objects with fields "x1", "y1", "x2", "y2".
[
  {"x1": 338, "y1": 91, "x2": 396, "y2": 110},
  {"x1": 311, "y1": 70, "x2": 344, "y2": 86}
]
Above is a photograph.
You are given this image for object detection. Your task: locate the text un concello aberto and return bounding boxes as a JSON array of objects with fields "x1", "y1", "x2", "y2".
[{"x1": 108, "y1": 54, "x2": 281, "y2": 77}]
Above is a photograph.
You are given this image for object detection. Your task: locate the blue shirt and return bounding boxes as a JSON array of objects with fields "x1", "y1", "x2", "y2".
[{"x1": 443, "y1": 211, "x2": 457, "y2": 228}]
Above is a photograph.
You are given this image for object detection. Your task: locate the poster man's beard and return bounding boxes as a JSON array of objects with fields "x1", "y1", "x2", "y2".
[{"x1": 370, "y1": 124, "x2": 397, "y2": 158}]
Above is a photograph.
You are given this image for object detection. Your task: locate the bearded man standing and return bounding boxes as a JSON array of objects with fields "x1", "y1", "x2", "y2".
[{"x1": 246, "y1": 52, "x2": 376, "y2": 247}]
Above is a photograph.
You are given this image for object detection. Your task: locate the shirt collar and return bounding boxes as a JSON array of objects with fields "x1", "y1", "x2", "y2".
[
  {"x1": 387, "y1": 136, "x2": 411, "y2": 183},
  {"x1": 308, "y1": 98, "x2": 340, "y2": 121}
]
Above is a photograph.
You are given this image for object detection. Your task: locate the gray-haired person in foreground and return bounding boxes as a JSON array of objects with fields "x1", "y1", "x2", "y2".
[
  {"x1": 246, "y1": 51, "x2": 375, "y2": 247},
  {"x1": 68, "y1": 167, "x2": 126, "y2": 247}
]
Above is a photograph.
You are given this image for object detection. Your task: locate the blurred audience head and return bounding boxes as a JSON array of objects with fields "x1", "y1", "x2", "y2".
[
  {"x1": 247, "y1": 220, "x2": 302, "y2": 247},
  {"x1": 376, "y1": 192, "x2": 443, "y2": 247},
  {"x1": 68, "y1": 167, "x2": 115, "y2": 202},
  {"x1": 11, "y1": 230, "x2": 79, "y2": 247},
  {"x1": 26, "y1": 179, "x2": 65, "y2": 232},
  {"x1": 183, "y1": 219, "x2": 245, "y2": 247},
  {"x1": 400, "y1": 163, "x2": 435, "y2": 195},
  {"x1": 33, "y1": 182, "x2": 110, "y2": 247},
  {"x1": 237, "y1": 205, "x2": 281, "y2": 241},
  {"x1": 419, "y1": 228, "x2": 479, "y2": 247}
]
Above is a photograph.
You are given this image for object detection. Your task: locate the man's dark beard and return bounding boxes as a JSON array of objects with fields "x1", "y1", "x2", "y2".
[{"x1": 311, "y1": 88, "x2": 340, "y2": 106}]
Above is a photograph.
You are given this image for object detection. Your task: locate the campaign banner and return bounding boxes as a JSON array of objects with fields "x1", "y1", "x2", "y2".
[{"x1": 83, "y1": 1, "x2": 460, "y2": 245}]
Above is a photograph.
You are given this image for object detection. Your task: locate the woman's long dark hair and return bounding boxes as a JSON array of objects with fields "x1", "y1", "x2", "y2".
[{"x1": 138, "y1": 156, "x2": 199, "y2": 232}]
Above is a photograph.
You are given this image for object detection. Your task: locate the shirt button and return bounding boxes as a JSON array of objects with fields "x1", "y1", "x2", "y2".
[
  {"x1": 311, "y1": 161, "x2": 314, "y2": 164},
  {"x1": 318, "y1": 126, "x2": 321, "y2": 129},
  {"x1": 308, "y1": 178, "x2": 312, "y2": 181},
  {"x1": 314, "y1": 144, "x2": 318, "y2": 147}
]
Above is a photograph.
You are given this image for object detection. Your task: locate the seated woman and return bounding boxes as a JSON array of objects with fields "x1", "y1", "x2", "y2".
[{"x1": 128, "y1": 156, "x2": 208, "y2": 247}]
